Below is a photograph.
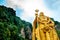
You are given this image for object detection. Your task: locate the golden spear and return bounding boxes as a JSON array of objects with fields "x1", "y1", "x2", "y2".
[
  {"x1": 32, "y1": 9, "x2": 39, "y2": 40},
  {"x1": 35, "y1": 9, "x2": 39, "y2": 28}
]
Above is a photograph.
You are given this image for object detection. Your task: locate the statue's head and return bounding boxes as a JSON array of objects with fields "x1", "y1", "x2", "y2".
[{"x1": 39, "y1": 12, "x2": 44, "y2": 16}]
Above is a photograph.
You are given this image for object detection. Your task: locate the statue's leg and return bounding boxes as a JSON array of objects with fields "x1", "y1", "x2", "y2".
[
  {"x1": 39, "y1": 29, "x2": 45, "y2": 40},
  {"x1": 52, "y1": 29, "x2": 59, "y2": 40},
  {"x1": 46, "y1": 32, "x2": 50, "y2": 40},
  {"x1": 36, "y1": 27, "x2": 41, "y2": 40},
  {"x1": 49, "y1": 30, "x2": 54, "y2": 40}
]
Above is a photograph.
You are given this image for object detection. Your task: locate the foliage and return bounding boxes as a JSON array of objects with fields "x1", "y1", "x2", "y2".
[{"x1": 0, "y1": 5, "x2": 32, "y2": 40}]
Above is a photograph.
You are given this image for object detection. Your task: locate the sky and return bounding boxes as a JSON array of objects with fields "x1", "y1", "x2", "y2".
[{"x1": 0, "y1": 0, "x2": 60, "y2": 23}]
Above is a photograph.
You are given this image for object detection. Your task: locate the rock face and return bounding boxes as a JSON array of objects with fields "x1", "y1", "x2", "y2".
[
  {"x1": 55, "y1": 25, "x2": 60, "y2": 38},
  {"x1": 26, "y1": 26, "x2": 32, "y2": 40},
  {"x1": 20, "y1": 26, "x2": 32, "y2": 40},
  {"x1": 21, "y1": 28, "x2": 25, "y2": 38},
  {"x1": 55, "y1": 25, "x2": 60, "y2": 30}
]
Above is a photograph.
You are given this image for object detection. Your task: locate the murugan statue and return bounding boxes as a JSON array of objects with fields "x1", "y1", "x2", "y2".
[{"x1": 32, "y1": 9, "x2": 59, "y2": 40}]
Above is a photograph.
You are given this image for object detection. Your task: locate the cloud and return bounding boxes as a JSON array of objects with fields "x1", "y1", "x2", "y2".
[{"x1": 6, "y1": 0, "x2": 54, "y2": 23}]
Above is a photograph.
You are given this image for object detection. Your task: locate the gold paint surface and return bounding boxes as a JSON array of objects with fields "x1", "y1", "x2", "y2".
[{"x1": 32, "y1": 10, "x2": 59, "y2": 40}]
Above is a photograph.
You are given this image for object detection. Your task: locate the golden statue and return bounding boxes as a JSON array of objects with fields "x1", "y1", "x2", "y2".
[{"x1": 32, "y1": 9, "x2": 59, "y2": 40}]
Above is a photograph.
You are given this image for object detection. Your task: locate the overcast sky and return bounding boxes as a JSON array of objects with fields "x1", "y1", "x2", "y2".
[{"x1": 0, "y1": 0, "x2": 60, "y2": 23}]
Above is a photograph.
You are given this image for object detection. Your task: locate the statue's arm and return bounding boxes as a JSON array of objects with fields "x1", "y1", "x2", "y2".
[
  {"x1": 48, "y1": 19, "x2": 55, "y2": 29},
  {"x1": 33, "y1": 17, "x2": 37, "y2": 24},
  {"x1": 37, "y1": 17, "x2": 42, "y2": 23}
]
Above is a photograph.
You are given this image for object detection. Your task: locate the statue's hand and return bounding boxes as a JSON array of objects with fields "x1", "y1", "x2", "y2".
[{"x1": 42, "y1": 27, "x2": 51, "y2": 32}]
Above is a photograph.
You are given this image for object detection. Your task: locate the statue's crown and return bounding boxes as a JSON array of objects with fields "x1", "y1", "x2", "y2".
[{"x1": 39, "y1": 12, "x2": 44, "y2": 16}]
